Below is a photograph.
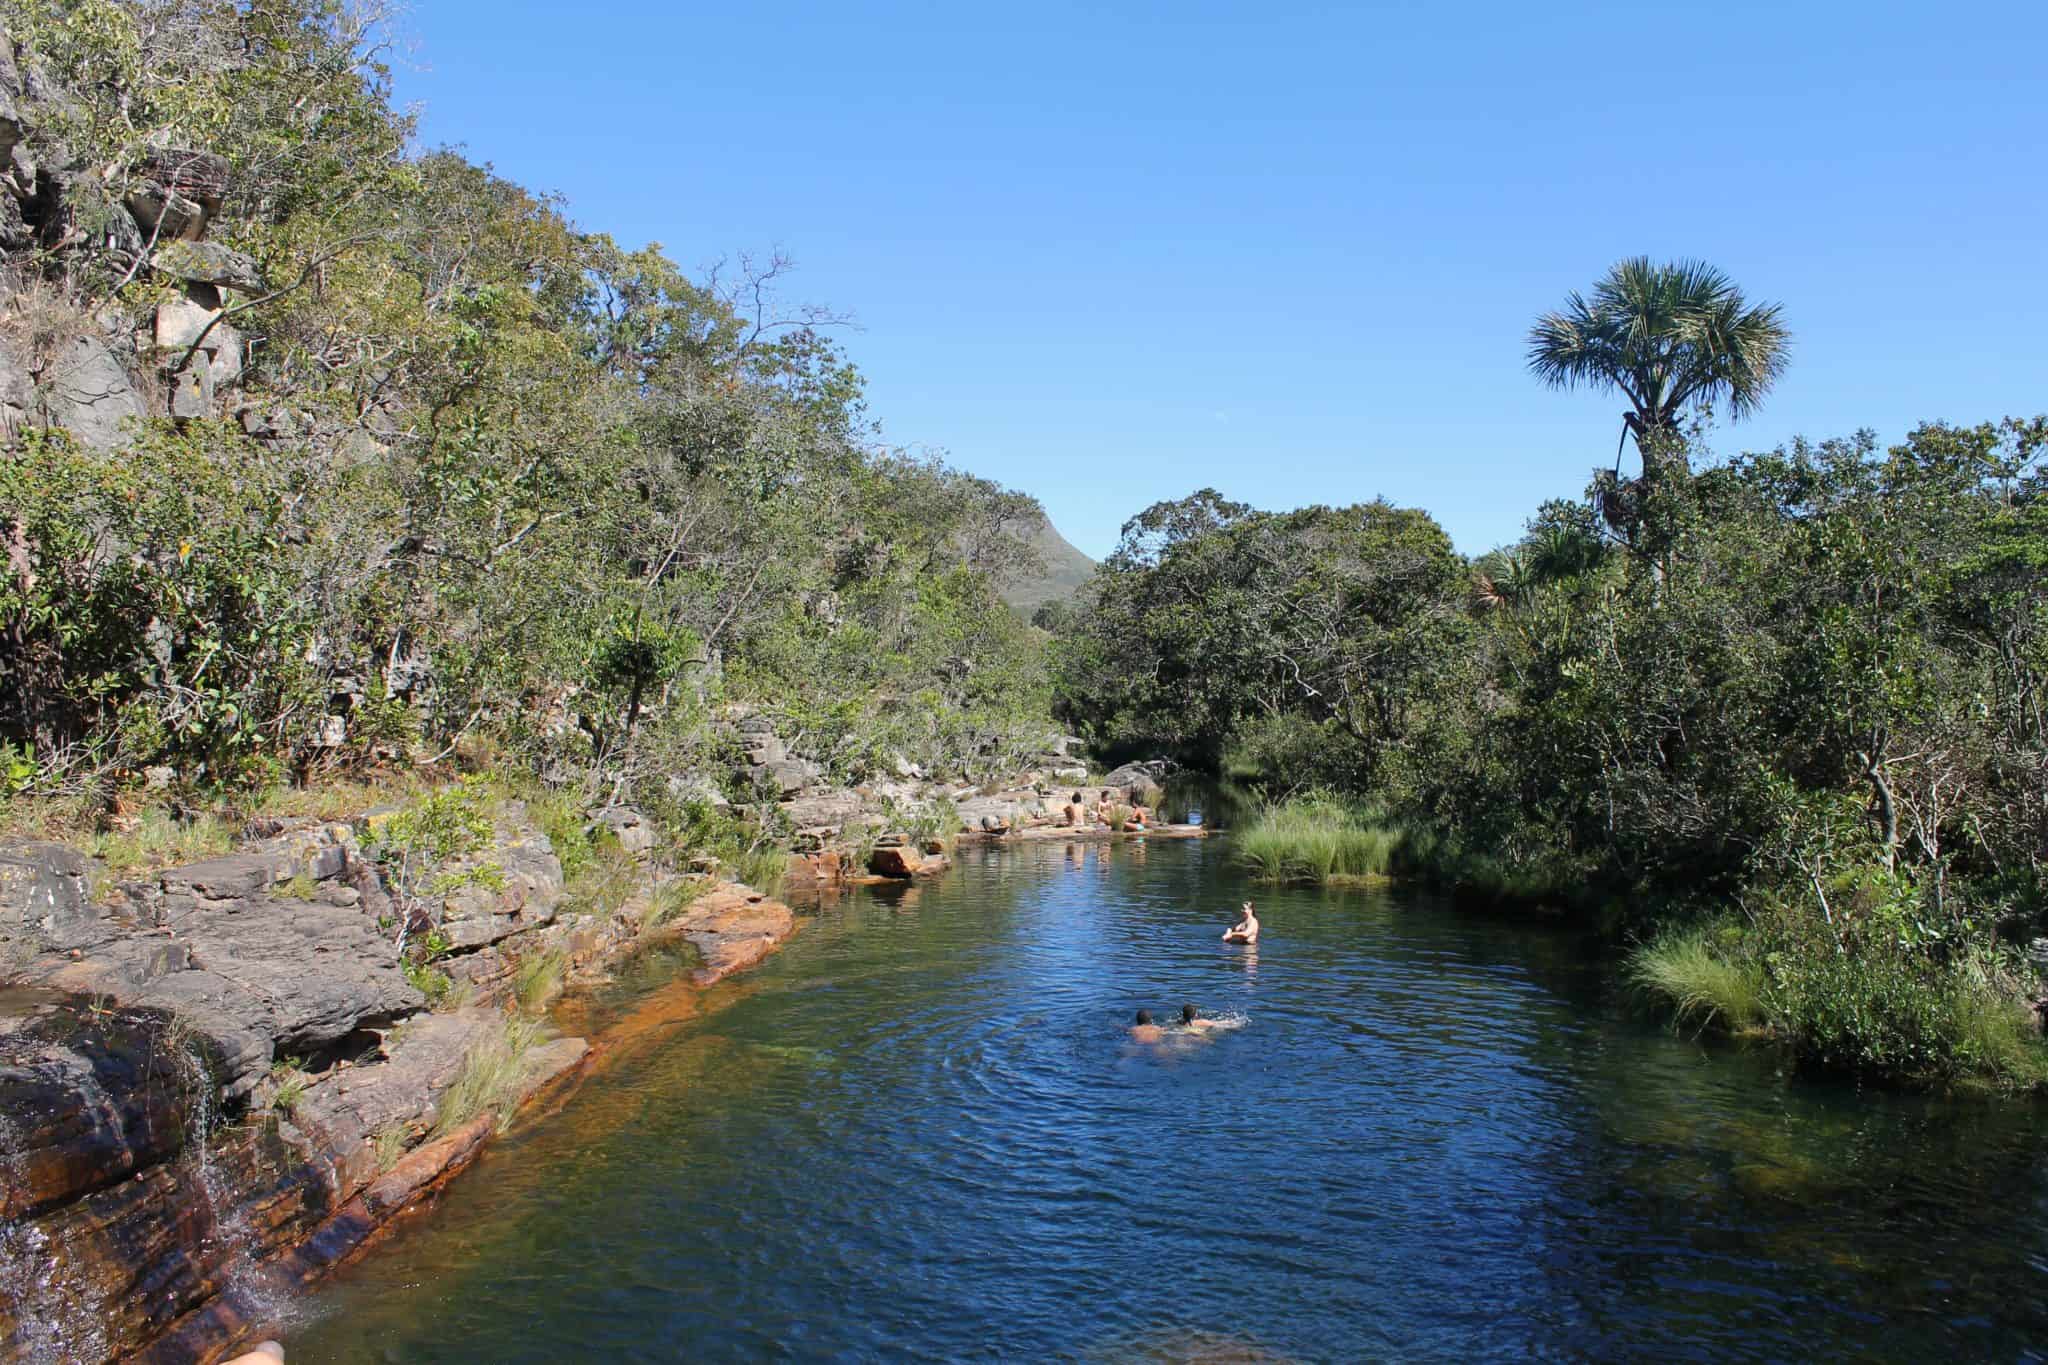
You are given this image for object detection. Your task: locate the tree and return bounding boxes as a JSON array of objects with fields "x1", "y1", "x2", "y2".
[{"x1": 1528, "y1": 258, "x2": 1791, "y2": 480}]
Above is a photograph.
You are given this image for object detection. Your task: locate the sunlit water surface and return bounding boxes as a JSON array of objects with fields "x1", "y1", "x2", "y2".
[{"x1": 290, "y1": 839, "x2": 2048, "y2": 1362}]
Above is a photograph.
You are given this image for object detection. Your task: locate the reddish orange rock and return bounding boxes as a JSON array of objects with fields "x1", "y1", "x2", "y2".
[{"x1": 868, "y1": 845, "x2": 922, "y2": 879}]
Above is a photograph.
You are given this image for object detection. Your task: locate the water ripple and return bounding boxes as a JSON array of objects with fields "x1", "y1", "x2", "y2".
[{"x1": 290, "y1": 840, "x2": 2048, "y2": 1364}]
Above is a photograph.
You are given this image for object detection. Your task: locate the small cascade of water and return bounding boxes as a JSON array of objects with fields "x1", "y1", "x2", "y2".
[
  {"x1": 0, "y1": 1083, "x2": 110, "y2": 1363},
  {"x1": 171, "y1": 1030, "x2": 286, "y2": 1332}
]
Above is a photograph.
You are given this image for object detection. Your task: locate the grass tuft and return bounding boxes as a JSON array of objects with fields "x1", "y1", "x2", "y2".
[
  {"x1": 432, "y1": 1015, "x2": 543, "y2": 1137},
  {"x1": 91, "y1": 807, "x2": 236, "y2": 876},
  {"x1": 1235, "y1": 798, "x2": 1403, "y2": 884},
  {"x1": 730, "y1": 845, "x2": 788, "y2": 897},
  {"x1": 509, "y1": 947, "x2": 567, "y2": 1015},
  {"x1": 1628, "y1": 927, "x2": 1766, "y2": 1034},
  {"x1": 643, "y1": 878, "x2": 705, "y2": 933}
]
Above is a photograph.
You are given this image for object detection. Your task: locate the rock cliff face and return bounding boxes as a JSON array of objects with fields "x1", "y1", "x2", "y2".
[{"x1": 0, "y1": 26, "x2": 268, "y2": 449}]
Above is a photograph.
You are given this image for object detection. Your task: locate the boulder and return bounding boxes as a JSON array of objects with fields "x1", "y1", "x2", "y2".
[
  {"x1": 1102, "y1": 761, "x2": 1172, "y2": 805},
  {"x1": 868, "y1": 845, "x2": 923, "y2": 879},
  {"x1": 168, "y1": 360, "x2": 211, "y2": 419},
  {"x1": 758, "y1": 759, "x2": 811, "y2": 797},
  {"x1": 435, "y1": 832, "x2": 564, "y2": 951},
  {"x1": 592, "y1": 807, "x2": 656, "y2": 858},
  {"x1": 154, "y1": 294, "x2": 220, "y2": 351},
  {"x1": 743, "y1": 733, "x2": 787, "y2": 767},
  {"x1": 41, "y1": 335, "x2": 147, "y2": 449},
  {"x1": 124, "y1": 148, "x2": 228, "y2": 241},
  {"x1": 956, "y1": 795, "x2": 1029, "y2": 833},
  {"x1": 780, "y1": 788, "x2": 865, "y2": 833},
  {"x1": 151, "y1": 241, "x2": 266, "y2": 294}
]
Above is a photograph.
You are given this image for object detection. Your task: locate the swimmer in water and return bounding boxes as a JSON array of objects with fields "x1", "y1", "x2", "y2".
[
  {"x1": 1179, "y1": 1002, "x2": 1216, "y2": 1032},
  {"x1": 1223, "y1": 901, "x2": 1259, "y2": 944},
  {"x1": 1130, "y1": 1009, "x2": 1165, "y2": 1044}
]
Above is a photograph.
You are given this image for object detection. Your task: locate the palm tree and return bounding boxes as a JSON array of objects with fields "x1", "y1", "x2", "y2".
[{"x1": 1528, "y1": 258, "x2": 1790, "y2": 479}]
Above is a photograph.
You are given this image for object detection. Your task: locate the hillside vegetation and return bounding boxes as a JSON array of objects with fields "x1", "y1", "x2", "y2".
[{"x1": 0, "y1": 0, "x2": 1057, "y2": 826}]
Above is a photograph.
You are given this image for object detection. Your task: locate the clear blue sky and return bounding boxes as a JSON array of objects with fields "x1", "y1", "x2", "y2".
[{"x1": 390, "y1": 1, "x2": 2047, "y2": 558}]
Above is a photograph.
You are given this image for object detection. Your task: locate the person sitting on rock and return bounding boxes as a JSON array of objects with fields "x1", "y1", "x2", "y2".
[
  {"x1": 1130, "y1": 1009, "x2": 1164, "y2": 1044},
  {"x1": 1126, "y1": 798, "x2": 1150, "y2": 829},
  {"x1": 1223, "y1": 902, "x2": 1259, "y2": 944},
  {"x1": 1062, "y1": 792, "x2": 1087, "y2": 826}
]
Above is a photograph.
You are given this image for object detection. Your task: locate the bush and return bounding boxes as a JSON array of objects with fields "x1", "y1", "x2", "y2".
[
  {"x1": 1763, "y1": 931, "x2": 2048, "y2": 1087},
  {"x1": 1236, "y1": 796, "x2": 1404, "y2": 884},
  {"x1": 1633, "y1": 899, "x2": 2048, "y2": 1089}
]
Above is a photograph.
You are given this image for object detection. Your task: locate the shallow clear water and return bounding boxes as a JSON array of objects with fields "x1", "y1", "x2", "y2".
[{"x1": 290, "y1": 839, "x2": 2048, "y2": 1362}]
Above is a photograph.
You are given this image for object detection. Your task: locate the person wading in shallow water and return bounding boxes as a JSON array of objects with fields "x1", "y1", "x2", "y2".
[
  {"x1": 1223, "y1": 902, "x2": 1259, "y2": 944},
  {"x1": 1130, "y1": 1009, "x2": 1165, "y2": 1044}
]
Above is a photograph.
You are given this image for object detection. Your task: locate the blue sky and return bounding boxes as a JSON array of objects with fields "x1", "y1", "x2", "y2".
[{"x1": 390, "y1": 1, "x2": 2047, "y2": 558}]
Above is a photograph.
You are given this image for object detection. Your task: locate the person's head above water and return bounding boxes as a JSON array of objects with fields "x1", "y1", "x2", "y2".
[
  {"x1": 1135, "y1": 1009, "x2": 1154, "y2": 1025},
  {"x1": 1181, "y1": 1003, "x2": 1199, "y2": 1024}
]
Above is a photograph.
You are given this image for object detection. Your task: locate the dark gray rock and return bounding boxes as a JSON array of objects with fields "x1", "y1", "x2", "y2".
[
  {"x1": 41, "y1": 334, "x2": 147, "y2": 449},
  {"x1": 151, "y1": 240, "x2": 266, "y2": 294},
  {"x1": 0, "y1": 839, "x2": 99, "y2": 953}
]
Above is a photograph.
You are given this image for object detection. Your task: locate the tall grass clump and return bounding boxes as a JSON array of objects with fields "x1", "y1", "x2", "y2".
[
  {"x1": 1628, "y1": 925, "x2": 1766, "y2": 1034},
  {"x1": 643, "y1": 878, "x2": 705, "y2": 933},
  {"x1": 509, "y1": 947, "x2": 568, "y2": 1014},
  {"x1": 1234, "y1": 796, "x2": 1404, "y2": 884},
  {"x1": 731, "y1": 845, "x2": 789, "y2": 896},
  {"x1": 432, "y1": 1015, "x2": 543, "y2": 1137},
  {"x1": 91, "y1": 807, "x2": 237, "y2": 875}
]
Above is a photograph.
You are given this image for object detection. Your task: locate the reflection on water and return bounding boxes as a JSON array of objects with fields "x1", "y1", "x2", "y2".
[{"x1": 291, "y1": 839, "x2": 2048, "y2": 1362}]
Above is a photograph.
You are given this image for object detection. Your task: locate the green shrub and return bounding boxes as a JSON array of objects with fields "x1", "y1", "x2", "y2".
[
  {"x1": 1763, "y1": 931, "x2": 2048, "y2": 1087},
  {"x1": 403, "y1": 959, "x2": 455, "y2": 1007}
]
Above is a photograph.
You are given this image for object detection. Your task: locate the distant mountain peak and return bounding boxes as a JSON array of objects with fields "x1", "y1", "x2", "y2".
[{"x1": 1000, "y1": 510, "x2": 1096, "y2": 612}]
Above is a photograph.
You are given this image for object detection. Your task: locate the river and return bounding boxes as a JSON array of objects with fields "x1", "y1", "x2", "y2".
[{"x1": 288, "y1": 837, "x2": 2048, "y2": 1362}]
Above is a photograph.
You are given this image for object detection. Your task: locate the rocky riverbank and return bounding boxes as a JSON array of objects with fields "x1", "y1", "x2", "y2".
[
  {"x1": 0, "y1": 744, "x2": 1182, "y2": 1361},
  {"x1": 0, "y1": 802, "x2": 797, "y2": 1364}
]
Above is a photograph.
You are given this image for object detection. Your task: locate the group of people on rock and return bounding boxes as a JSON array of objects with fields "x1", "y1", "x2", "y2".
[{"x1": 1058, "y1": 787, "x2": 1151, "y2": 830}]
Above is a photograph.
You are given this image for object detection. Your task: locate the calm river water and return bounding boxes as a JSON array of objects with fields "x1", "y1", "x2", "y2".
[{"x1": 290, "y1": 838, "x2": 2048, "y2": 1362}]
